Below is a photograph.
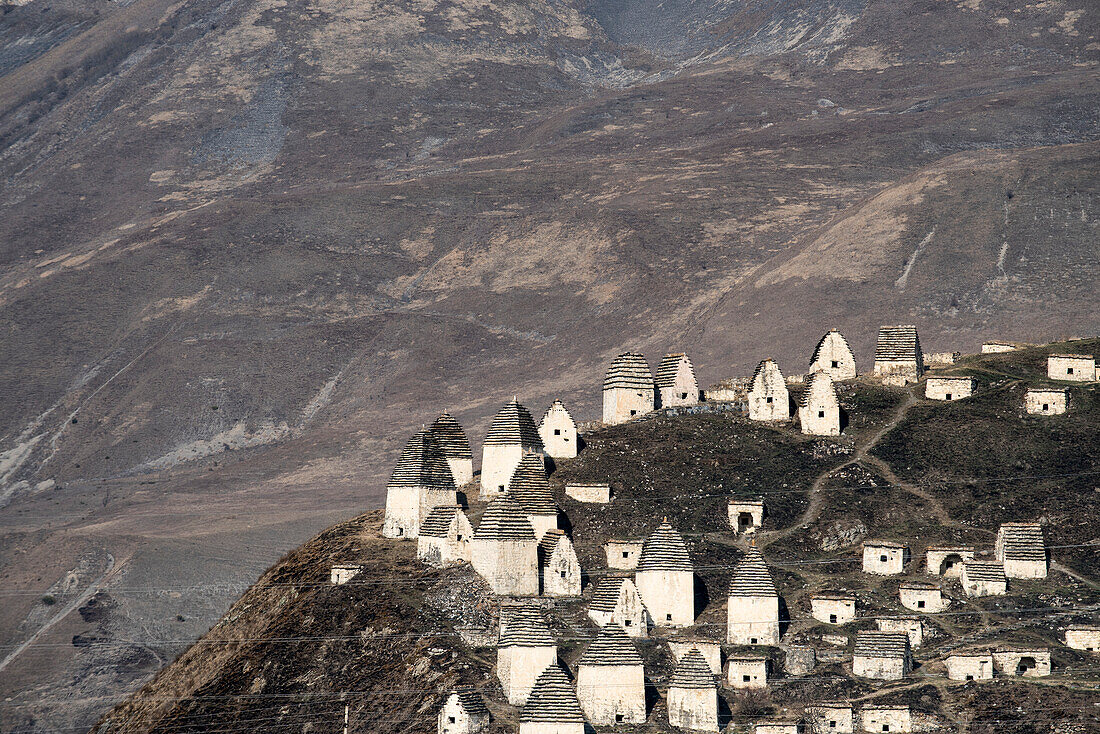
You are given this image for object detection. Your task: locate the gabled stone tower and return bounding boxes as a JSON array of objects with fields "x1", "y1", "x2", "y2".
[
  {"x1": 471, "y1": 494, "x2": 539, "y2": 596},
  {"x1": 798, "y1": 371, "x2": 841, "y2": 436},
  {"x1": 748, "y1": 359, "x2": 790, "y2": 422},
  {"x1": 538, "y1": 400, "x2": 579, "y2": 459},
  {"x1": 480, "y1": 398, "x2": 544, "y2": 498},
  {"x1": 576, "y1": 623, "x2": 646, "y2": 724},
  {"x1": 508, "y1": 453, "x2": 559, "y2": 541},
  {"x1": 655, "y1": 353, "x2": 700, "y2": 408},
  {"x1": 438, "y1": 688, "x2": 489, "y2": 734},
  {"x1": 430, "y1": 412, "x2": 474, "y2": 486},
  {"x1": 588, "y1": 576, "x2": 647, "y2": 637},
  {"x1": 519, "y1": 664, "x2": 586, "y2": 734},
  {"x1": 809, "y1": 329, "x2": 857, "y2": 380},
  {"x1": 603, "y1": 352, "x2": 655, "y2": 425},
  {"x1": 383, "y1": 429, "x2": 457, "y2": 539},
  {"x1": 635, "y1": 520, "x2": 694, "y2": 627},
  {"x1": 417, "y1": 505, "x2": 473, "y2": 567},
  {"x1": 666, "y1": 648, "x2": 718, "y2": 732},
  {"x1": 539, "y1": 529, "x2": 581, "y2": 597},
  {"x1": 995, "y1": 522, "x2": 1048, "y2": 579},
  {"x1": 872, "y1": 325, "x2": 924, "y2": 386},
  {"x1": 727, "y1": 544, "x2": 780, "y2": 645},
  {"x1": 497, "y1": 606, "x2": 558, "y2": 705}
]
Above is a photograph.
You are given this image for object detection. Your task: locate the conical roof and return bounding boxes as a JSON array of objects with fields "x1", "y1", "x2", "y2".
[
  {"x1": 750, "y1": 359, "x2": 785, "y2": 392},
  {"x1": 419, "y1": 505, "x2": 464, "y2": 538},
  {"x1": 668, "y1": 648, "x2": 716, "y2": 690},
  {"x1": 810, "y1": 329, "x2": 852, "y2": 364},
  {"x1": 509, "y1": 453, "x2": 557, "y2": 515},
  {"x1": 499, "y1": 606, "x2": 555, "y2": 648},
  {"x1": 589, "y1": 576, "x2": 633, "y2": 613},
  {"x1": 728, "y1": 545, "x2": 778, "y2": 598},
  {"x1": 450, "y1": 688, "x2": 488, "y2": 715},
  {"x1": 520, "y1": 664, "x2": 585, "y2": 723},
  {"x1": 483, "y1": 399, "x2": 544, "y2": 448},
  {"x1": 430, "y1": 412, "x2": 472, "y2": 459},
  {"x1": 539, "y1": 528, "x2": 567, "y2": 555},
  {"x1": 799, "y1": 370, "x2": 837, "y2": 408},
  {"x1": 603, "y1": 352, "x2": 654, "y2": 390},
  {"x1": 474, "y1": 495, "x2": 537, "y2": 541},
  {"x1": 541, "y1": 399, "x2": 575, "y2": 426},
  {"x1": 637, "y1": 521, "x2": 693, "y2": 573},
  {"x1": 387, "y1": 429, "x2": 456, "y2": 491},
  {"x1": 578, "y1": 624, "x2": 643, "y2": 667}
]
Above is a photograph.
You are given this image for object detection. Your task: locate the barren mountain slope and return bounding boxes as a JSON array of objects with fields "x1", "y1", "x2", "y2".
[{"x1": 0, "y1": 0, "x2": 1097, "y2": 730}]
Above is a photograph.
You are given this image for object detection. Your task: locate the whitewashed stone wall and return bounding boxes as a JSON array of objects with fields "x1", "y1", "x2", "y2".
[
  {"x1": 418, "y1": 513, "x2": 474, "y2": 567},
  {"x1": 875, "y1": 618, "x2": 923, "y2": 648},
  {"x1": 438, "y1": 693, "x2": 489, "y2": 734},
  {"x1": 518, "y1": 720, "x2": 584, "y2": 734},
  {"x1": 604, "y1": 540, "x2": 643, "y2": 569},
  {"x1": 925, "y1": 547, "x2": 974, "y2": 576},
  {"x1": 1047, "y1": 354, "x2": 1096, "y2": 382},
  {"x1": 728, "y1": 500, "x2": 765, "y2": 533},
  {"x1": 603, "y1": 387, "x2": 654, "y2": 425},
  {"x1": 925, "y1": 377, "x2": 973, "y2": 401},
  {"x1": 923, "y1": 352, "x2": 958, "y2": 366},
  {"x1": 860, "y1": 707, "x2": 910, "y2": 732},
  {"x1": 811, "y1": 597, "x2": 855, "y2": 625},
  {"x1": 1025, "y1": 389, "x2": 1067, "y2": 415},
  {"x1": 899, "y1": 584, "x2": 947, "y2": 613},
  {"x1": 577, "y1": 664, "x2": 645, "y2": 724},
  {"x1": 667, "y1": 641, "x2": 722, "y2": 675},
  {"x1": 727, "y1": 594, "x2": 780, "y2": 645},
  {"x1": 853, "y1": 655, "x2": 908, "y2": 680},
  {"x1": 636, "y1": 569, "x2": 694, "y2": 627},
  {"x1": 384, "y1": 485, "x2": 456, "y2": 540},
  {"x1": 945, "y1": 653, "x2": 993, "y2": 681},
  {"x1": 667, "y1": 687, "x2": 717, "y2": 732},
  {"x1": 538, "y1": 403, "x2": 578, "y2": 459},
  {"x1": 481, "y1": 444, "x2": 539, "y2": 498},
  {"x1": 993, "y1": 649, "x2": 1051, "y2": 677},
  {"x1": 726, "y1": 657, "x2": 768, "y2": 689},
  {"x1": 749, "y1": 360, "x2": 790, "y2": 421},
  {"x1": 862, "y1": 544, "x2": 907, "y2": 575},
  {"x1": 566, "y1": 483, "x2": 610, "y2": 503},
  {"x1": 445, "y1": 457, "x2": 474, "y2": 487},
  {"x1": 471, "y1": 538, "x2": 539, "y2": 596},
  {"x1": 1065, "y1": 627, "x2": 1100, "y2": 651},
  {"x1": 756, "y1": 723, "x2": 802, "y2": 734},
  {"x1": 330, "y1": 565, "x2": 361, "y2": 585},
  {"x1": 807, "y1": 705, "x2": 854, "y2": 734},
  {"x1": 588, "y1": 579, "x2": 647, "y2": 637},
  {"x1": 982, "y1": 342, "x2": 1016, "y2": 353},
  {"x1": 660, "y1": 359, "x2": 700, "y2": 407},
  {"x1": 809, "y1": 331, "x2": 857, "y2": 380},
  {"x1": 498, "y1": 646, "x2": 558, "y2": 705},
  {"x1": 542, "y1": 538, "x2": 581, "y2": 597}
]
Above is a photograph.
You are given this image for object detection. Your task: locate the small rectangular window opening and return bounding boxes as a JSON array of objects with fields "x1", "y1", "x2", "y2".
[
  {"x1": 623, "y1": 551, "x2": 629, "y2": 558},
  {"x1": 831, "y1": 360, "x2": 839, "y2": 368},
  {"x1": 448, "y1": 716, "x2": 456, "y2": 724},
  {"x1": 554, "y1": 429, "x2": 561, "y2": 435},
  {"x1": 818, "y1": 411, "x2": 825, "y2": 418},
  {"x1": 615, "y1": 714, "x2": 624, "y2": 723},
  {"x1": 830, "y1": 614, "x2": 837, "y2": 624},
  {"x1": 743, "y1": 675, "x2": 751, "y2": 682},
  {"x1": 1068, "y1": 368, "x2": 1074, "y2": 374},
  {"x1": 945, "y1": 393, "x2": 952, "y2": 400},
  {"x1": 917, "y1": 600, "x2": 926, "y2": 608},
  {"x1": 666, "y1": 613, "x2": 672, "y2": 621},
  {"x1": 880, "y1": 555, "x2": 888, "y2": 562}
]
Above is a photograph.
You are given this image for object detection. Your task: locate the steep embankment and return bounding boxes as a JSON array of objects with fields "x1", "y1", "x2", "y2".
[{"x1": 94, "y1": 341, "x2": 1100, "y2": 733}]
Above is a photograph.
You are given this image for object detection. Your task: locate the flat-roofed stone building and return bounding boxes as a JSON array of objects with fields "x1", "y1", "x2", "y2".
[
  {"x1": 509, "y1": 453, "x2": 558, "y2": 541},
  {"x1": 418, "y1": 505, "x2": 473, "y2": 567},
  {"x1": 438, "y1": 688, "x2": 489, "y2": 734},
  {"x1": 996, "y1": 522, "x2": 1048, "y2": 579},
  {"x1": 899, "y1": 582, "x2": 947, "y2": 613},
  {"x1": 656, "y1": 353, "x2": 700, "y2": 408},
  {"x1": 471, "y1": 495, "x2": 539, "y2": 596},
  {"x1": 811, "y1": 592, "x2": 856, "y2": 625},
  {"x1": 749, "y1": 359, "x2": 790, "y2": 421},
  {"x1": 876, "y1": 616, "x2": 923, "y2": 648},
  {"x1": 728, "y1": 498, "x2": 765, "y2": 534},
  {"x1": 923, "y1": 352, "x2": 958, "y2": 366},
  {"x1": 576, "y1": 624, "x2": 646, "y2": 725},
  {"x1": 330, "y1": 565, "x2": 361, "y2": 585},
  {"x1": 603, "y1": 352, "x2": 654, "y2": 425},
  {"x1": 565, "y1": 482, "x2": 610, "y2": 503},
  {"x1": 872, "y1": 325, "x2": 923, "y2": 386},
  {"x1": 799, "y1": 371, "x2": 841, "y2": 436},
  {"x1": 945, "y1": 651, "x2": 994, "y2": 681},
  {"x1": 1026, "y1": 388, "x2": 1068, "y2": 415},
  {"x1": 519, "y1": 663, "x2": 585, "y2": 734},
  {"x1": 925, "y1": 376, "x2": 974, "y2": 401},
  {"x1": 636, "y1": 520, "x2": 695, "y2": 627},
  {"x1": 668, "y1": 637, "x2": 722, "y2": 675},
  {"x1": 860, "y1": 705, "x2": 910, "y2": 733},
  {"x1": 588, "y1": 576, "x2": 646, "y2": 637},
  {"x1": 430, "y1": 412, "x2": 474, "y2": 487},
  {"x1": 1047, "y1": 354, "x2": 1096, "y2": 382},
  {"x1": 862, "y1": 541, "x2": 908, "y2": 575},
  {"x1": 480, "y1": 399, "x2": 544, "y2": 498},
  {"x1": 982, "y1": 342, "x2": 1017, "y2": 353},
  {"x1": 926, "y1": 545, "x2": 975, "y2": 577},
  {"x1": 383, "y1": 429, "x2": 458, "y2": 539},
  {"x1": 497, "y1": 606, "x2": 558, "y2": 705},
  {"x1": 604, "y1": 539, "x2": 643, "y2": 570},
  {"x1": 756, "y1": 719, "x2": 804, "y2": 734},
  {"x1": 1065, "y1": 625, "x2": 1100, "y2": 652},
  {"x1": 993, "y1": 647, "x2": 1051, "y2": 677},
  {"x1": 806, "y1": 703, "x2": 854, "y2": 734},
  {"x1": 853, "y1": 631, "x2": 911, "y2": 680},
  {"x1": 961, "y1": 561, "x2": 1007, "y2": 597},
  {"x1": 727, "y1": 544, "x2": 780, "y2": 645},
  {"x1": 539, "y1": 529, "x2": 580, "y2": 597},
  {"x1": 726, "y1": 654, "x2": 769, "y2": 689},
  {"x1": 667, "y1": 648, "x2": 719, "y2": 732},
  {"x1": 809, "y1": 329, "x2": 857, "y2": 380},
  {"x1": 538, "y1": 400, "x2": 578, "y2": 460}
]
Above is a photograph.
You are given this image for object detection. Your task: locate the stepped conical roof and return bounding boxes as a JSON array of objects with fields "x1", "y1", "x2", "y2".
[
  {"x1": 509, "y1": 453, "x2": 557, "y2": 515},
  {"x1": 998, "y1": 522, "x2": 1046, "y2": 561},
  {"x1": 450, "y1": 688, "x2": 488, "y2": 715},
  {"x1": 429, "y1": 412, "x2": 472, "y2": 459},
  {"x1": 668, "y1": 648, "x2": 716, "y2": 689},
  {"x1": 810, "y1": 329, "x2": 853, "y2": 366},
  {"x1": 541, "y1": 399, "x2": 575, "y2": 425},
  {"x1": 637, "y1": 521, "x2": 693, "y2": 573},
  {"x1": 589, "y1": 576, "x2": 633, "y2": 613},
  {"x1": 387, "y1": 429, "x2": 456, "y2": 490},
  {"x1": 520, "y1": 664, "x2": 585, "y2": 723},
  {"x1": 655, "y1": 353, "x2": 696, "y2": 389},
  {"x1": 854, "y1": 631, "x2": 910, "y2": 659},
  {"x1": 799, "y1": 370, "x2": 837, "y2": 408},
  {"x1": 727, "y1": 545, "x2": 778, "y2": 598},
  {"x1": 603, "y1": 352, "x2": 654, "y2": 390},
  {"x1": 474, "y1": 495, "x2": 536, "y2": 541},
  {"x1": 419, "y1": 505, "x2": 464, "y2": 538},
  {"x1": 539, "y1": 528, "x2": 567, "y2": 555},
  {"x1": 483, "y1": 399, "x2": 544, "y2": 448},
  {"x1": 875, "y1": 325, "x2": 921, "y2": 361},
  {"x1": 499, "y1": 606, "x2": 555, "y2": 648},
  {"x1": 578, "y1": 623, "x2": 643, "y2": 667}
]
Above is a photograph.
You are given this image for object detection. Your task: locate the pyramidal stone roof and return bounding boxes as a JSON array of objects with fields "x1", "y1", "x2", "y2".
[
  {"x1": 637, "y1": 521, "x2": 693, "y2": 573},
  {"x1": 668, "y1": 648, "x2": 716, "y2": 689},
  {"x1": 539, "y1": 528, "x2": 567, "y2": 555},
  {"x1": 590, "y1": 576, "x2": 633, "y2": 612},
  {"x1": 499, "y1": 606, "x2": 555, "y2": 648},
  {"x1": 965, "y1": 560, "x2": 1007, "y2": 581},
  {"x1": 810, "y1": 329, "x2": 853, "y2": 366},
  {"x1": 578, "y1": 623, "x2": 643, "y2": 667},
  {"x1": 451, "y1": 688, "x2": 488, "y2": 715},
  {"x1": 419, "y1": 505, "x2": 464, "y2": 538},
  {"x1": 999, "y1": 522, "x2": 1046, "y2": 561},
  {"x1": 799, "y1": 370, "x2": 837, "y2": 408},
  {"x1": 655, "y1": 353, "x2": 696, "y2": 389},
  {"x1": 474, "y1": 495, "x2": 537, "y2": 541},
  {"x1": 875, "y1": 325, "x2": 921, "y2": 361},
  {"x1": 483, "y1": 399, "x2": 544, "y2": 448},
  {"x1": 728, "y1": 545, "x2": 778, "y2": 598},
  {"x1": 388, "y1": 429, "x2": 457, "y2": 491},
  {"x1": 429, "y1": 412, "x2": 472, "y2": 459},
  {"x1": 520, "y1": 664, "x2": 585, "y2": 723},
  {"x1": 750, "y1": 358, "x2": 785, "y2": 392},
  {"x1": 854, "y1": 631, "x2": 910, "y2": 659},
  {"x1": 541, "y1": 399, "x2": 574, "y2": 424},
  {"x1": 604, "y1": 352, "x2": 654, "y2": 390},
  {"x1": 509, "y1": 453, "x2": 558, "y2": 516}
]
